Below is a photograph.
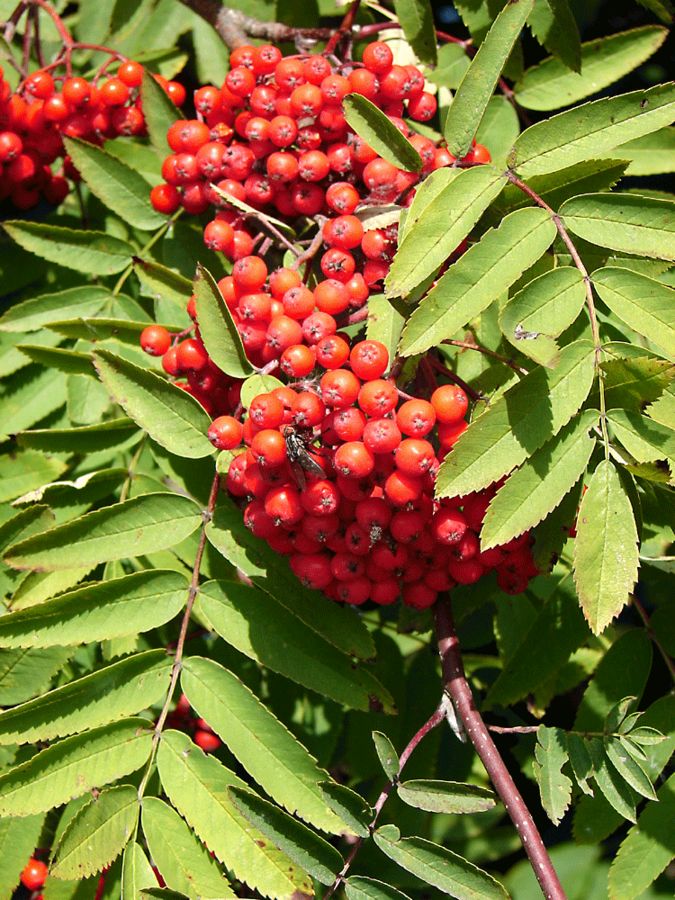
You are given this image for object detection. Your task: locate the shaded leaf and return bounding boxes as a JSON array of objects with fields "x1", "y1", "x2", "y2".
[
  {"x1": 515, "y1": 27, "x2": 667, "y2": 111},
  {"x1": 608, "y1": 409, "x2": 675, "y2": 466},
  {"x1": 93, "y1": 349, "x2": 214, "y2": 459},
  {"x1": 566, "y1": 734, "x2": 595, "y2": 797},
  {"x1": 343, "y1": 95, "x2": 422, "y2": 172},
  {"x1": 0, "y1": 718, "x2": 152, "y2": 816},
  {"x1": 527, "y1": 0, "x2": 581, "y2": 72},
  {"x1": 560, "y1": 193, "x2": 675, "y2": 261},
  {"x1": 0, "y1": 647, "x2": 72, "y2": 707},
  {"x1": 193, "y1": 264, "x2": 253, "y2": 379},
  {"x1": 608, "y1": 774, "x2": 675, "y2": 900},
  {"x1": 573, "y1": 460, "x2": 640, "y2": 634},
  {"x1": 586, "y1": 739, "x2": 638, "y2": 822},
  {"x1": 373, "y1": 828, "x2": 509, "y2": 898},
  {"x1": 481, "y1": 412, "x2": 597, "y2": 549},
  {"x1": 142, "y1": 797, "x2": 234, "y2": 898},
  {"x1": 229, "y1": 787, "x2": 342, "y2": 885},
  {"x1": 436, "y1": 341, "x2": 595, "y2": 497},
  {"x1": 5, "y1": 493, "x2": 202, "y2": 571},
  {"x1": 444, "y1": 0, "x2": 534, "y2": 157},
  {"x1": 604, "y1": 738, "x2": 656, "y2": 800},
  {"x1": 397, "y1": 780, "x2": 496, "y2": 814},
  {"x1": 511, "y1": 83, "x2": 675, "y2": 178},
  {"x1": 319, "y1": 783, "x2": 372, "y2": 839},
  {"x1": 372, "y1": 731, "x2": 399, "y2": 781},
  {"x1": 181, "y1": 656, "x2": 344, "y2": 833},
  {"x1": 2, "y1": 221, "x2": 133, "y2": 276},
  {"x1": 0, "y1": 286, "x2": 110, "y2": 333},
  {"x1": 52, "y1": 785, "x2": 138, "y2": 880},
  {"x1": 400, "y1": 207, "x2": 556, "y2": 356},
  {"x1": 393, "y1": 0, "x2": 437, "y2": 65},
  {"x1": 157, "y1": 730, "x2": 313, "y2": 899},
  {"x1": 18, "y1": 418, "x2": 139, "y2": 454},
  {"x1": 386, "y1": 165, "x2": 507, "y2": 297},
  {"x1": 533, "y1": 727, "x2": 572, "y2": 825},
  {"x1": 64, "y1": 137, "x2": 165, "y2": 231}
]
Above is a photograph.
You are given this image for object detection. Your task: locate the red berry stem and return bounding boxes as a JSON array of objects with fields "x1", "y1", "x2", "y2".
[
  {"x1": 435, "y1": 596, "x2": 567, "y2": 900},
  {"x1": 423, "y1": 354, "x2": 483, "y2": 403},
  {"x1": 322, "y1": 703, "x2": 446, "y2": 899},
  {"x1": 325, "y1": 0, "x2": 362, "y2": 56}
]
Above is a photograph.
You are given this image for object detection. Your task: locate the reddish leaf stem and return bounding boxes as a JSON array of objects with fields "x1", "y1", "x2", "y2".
[
  {"x1": 442, "y1": 337, "x2": 529, "y2": 376},
  {"x1": 322, "y1": 704, "x2": 446, "y2": 899},
  {"x1": 325, "y1": 0, "x2": 362, "y2": 55},
  {"x1": 435, "y1": 596, "x2": 567, "y2": 900}
]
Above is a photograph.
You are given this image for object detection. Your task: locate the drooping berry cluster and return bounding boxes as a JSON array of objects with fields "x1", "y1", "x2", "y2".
[{"x1": 0, "y1": 61, "x2": 185, "y2": 210}]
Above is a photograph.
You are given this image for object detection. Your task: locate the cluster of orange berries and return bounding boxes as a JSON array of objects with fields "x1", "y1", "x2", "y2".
[
  {"x1": 0, "y1": 60, "x2": 185, "y2": 210},
  {"x1": 140, "y1": 40, "x2": 537, "y2": 610}
]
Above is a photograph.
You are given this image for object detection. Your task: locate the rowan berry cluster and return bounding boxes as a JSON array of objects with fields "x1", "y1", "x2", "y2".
[
  {"x1": 0, "y1": 60, "x2": 185, "y2": 210},
  {"x1": 166, "y1": 692, "x2": 222, "y2": 752}
]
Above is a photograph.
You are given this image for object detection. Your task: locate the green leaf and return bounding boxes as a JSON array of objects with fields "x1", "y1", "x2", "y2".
[
  {"x1": 514, "y1": 27, "x2": 668, "y2": 111},
  {"x1": 575, "y1": 629, "x2": 652, "y2": 731},
  {"x1": 93, "y1": 349, "x2": 214, "y2": 458},
  {"x1": 566, "y1": 734, "x2": 595, "y2": 797},
  {"x1": 343, "y1": 94, "x2": 422, "y2": 173},
  {"x1": 16, "y1": 344, "x2": 93, "y2": 377},
  {"x1": 398, "y1": 167, "x2": 459, "y2": 242},
  {"x1": 511, "y1": 83, "x2": 675, "y2": 178},
  {"x1": 426, "y1": 43, "x2": 470, "y2": 89},
  {"x1": 392, "y1": 0, "x2": 437, "y2": 65},
  {"x1": 0, "y1": 718, "x2": 152, "y2": 816},
  {"x1": 181, "y1": 656, "x2": 344, "y2": 834},
  {"x1": 436, "y1": 340, "x2": 595, "y2": 498},
  {"x1": 319, "y1": 783, "x2": 372, "y2": 839},
  {"x1": 122, "y1": 843, "x2": 158, "y2": 900},
  {"x1": 373, "y1": 829, "x2": 509, "y2": 899},
  {"x1": 636, "y1": 0, "x2": 673, "y2": 23},
  {"x1": 604, "y1": 739, "x2": 656, "y2": 800},
  {"x1": 607, "y1": 410, "x2": 675, "y2": 464},
  {"x1": 141, "y1": 797, "x2": 234, "y2": 898},
  {"x1": 193, "y1": 264, "x2": 253, "y2": 379},
  {"x1": 399, "y1": 206, "x2": 556, "y2": 356},
  {"x1": 157, "y1": 730, "x2": 314, "y2": 900},
  {"x1": 0, "y1": 650, "x2": 170, "y2": 746},
  {"x1": 608, "y1": 774, "x2": 675, "y2": 900},
  {"x1": 197, "y1": 580, "x2": 375, "y2": 711},
  {"x1": 560, "y1": 193, "x2": 675, "y2": 261},
  {"x1": 372, "y1": 731, "x2": 399, "y2": 781},
  {"x1": 205, "y1": 495, "x2": 375, "y2": 660},
  {"x1": 52, "y1": 785, "x2": 138, "y2": 880},
  {"x1": 19, "y1": 418, "x2": 139, "y2": 454},
  {"x1": 586, "y1": 738, "x2": 638, "y2": 822},
  {"x1": 397, "y1": 780, "x2": 496, "y2": 814},
  {"x1": 64, "y1": 137, "x2": 166, "y2": 231},
  {"x1": 49, "y1": 318, "x2": 175, "y2": 345},
  {"x1": 609, "y1": 127, "x2": 675, "y2": 176},
  {"x1": 366, "y1": 295, "x2": 405, "y2": 367},
  {"x1": 573, "y1": 460, "x2": 640, "y2": 634},
  {"x1": 527, "y1": 0, "x2": 581, "y2": 73},
  {"x1": 486, "y1": 578, "x2": 589, "y2": 707},
  {"x1": 0, "y1": 286, "x2": 110, "y2": 333},
  {"x1": 134, "y1": 258, "x2": 192, "y2": 317},
  {"x1": 346, "y1": 877, "x2": 412, "y2": 900},
  {"x1": 599, "y1": 356, "x2": 674, "y2": 411},
  {"x1": 0, "y1": 813, "x2": 45, "y2": 895},
  {"x1": 480, "y1": 412, "x2": 597, "y2": 550},
  {"x1": 444, "y1": 0, "x2": 534, "y2": 157},
  {"x1": 533, "y1": 726, "x2": 573, "y2": 825},
  {"x1": 229, "y1": 787, "x2": 342, "y2": 885},
  {"x1": 500, "y1": 267, "x2": 587, "y2": 366},
  {"x1": 592, "y1": 267, "x2": 675, "y2": 357},
  {"x1": 0, "y1": 449, "x2": 67, "y2": 504},
  {"x1": 141, "y1": 69, "x2": 180, "y2": 155},
  {"x1": 474, "y1": 96, "x2": 521, "y2": 166},
  {"x1": 386, "y1": 165, "x2": 507, "y2": 297},
  {"x1": 239, "y1": 373, "x2": 285, "y2": 410},
  {"x1": 5, "y1": 493, "x2": 201, "y2": 571},
  {"x1": 0, "y1": 647, "x2": 72, "y2": 707},
  {"x1": 2, "y1": 221, "x2": 133, "y2": 276}
]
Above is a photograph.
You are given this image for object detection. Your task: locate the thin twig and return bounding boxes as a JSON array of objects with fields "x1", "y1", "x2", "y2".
[
  {"x1": 435, "y1": 596, "x2": 567, "y2": 900},
  {"x1": 631, "y1": 593, "x2": 675, "y2": 682},
  {"x1": 322, "y1": 705, "x2": 446, "y2": 899},
  {"x1": 488, "y1": 725, "x2": 539, "y2": 734},
  {"x1": 292, "y1": 220, "x2": 326, "y2": 276},
  {"x1": 443, "y1": 338, "x2": 529, "y2": 376},
  {"x1": 325, "y1": 0, "x2": 362, "y2": 55},
  {"x1": 424, "y1": 354, "x2": 483, "y2": 402},
  {"x1": 504, "y1": 170, "x2": 610, "y2": 459},
  {"x1": 136, "y1": 472, "x2": 221, "y2": 806}
]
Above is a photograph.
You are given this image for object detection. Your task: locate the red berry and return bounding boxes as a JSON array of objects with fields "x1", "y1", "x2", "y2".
[
  {"x1": 431, "y1": 384, "x2": 469, "y2": 424},
  {"x1": 21, "y1": 858, "x2": 48, "y2": 891},
  {"x1": 194, "y1": 729, "x2": 221, "y2": 752},
  {"x1": 208, "y1": 416, "x2": 243, "y2": 450},
  {"x1": 140, "y1": 325, "x2": 171, "y2": 356}
]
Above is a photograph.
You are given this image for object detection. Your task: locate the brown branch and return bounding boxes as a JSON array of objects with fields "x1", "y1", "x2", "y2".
[
  {"x1": 443, "y1": 338, "x2": 529, "y2": 376},
  {"x1": 435, "y1": 597, "x2": 567, "y2": 900},
  {"x1": 323, "y1": 705, "x2": 446, "y2": 899},
  {"x1": 136, "y1": 471, "x2": 221, "y2": 802},
  {"x1": 178, "y1": 0, "x2": 331, "y2": 48}
]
